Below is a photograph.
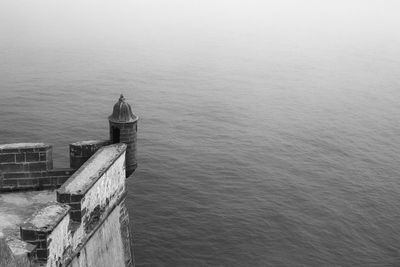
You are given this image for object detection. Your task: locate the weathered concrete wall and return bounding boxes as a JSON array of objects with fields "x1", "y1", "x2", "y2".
[
  {"x1": 69, "y1": 199, "x2": 134, "y2": 267},
  {"x1": 46, "y1": 212, "x2": 71, "y2": 267},
  {"x1": 81, "y1": 153, "x2": 125, "y2": 233}
]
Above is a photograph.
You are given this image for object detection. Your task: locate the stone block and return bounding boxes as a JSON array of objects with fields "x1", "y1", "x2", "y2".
[
  {"x1": 4, "y1": 172, "x2": 28, "y2": 179},
  {"x1": 0, "y1": 153, "x2": 15, "y2": 163},
  {"x1": 25, "y1": 152, "x2": 40, "y2": 162},
  {"x1": 1, "y1": 148, "x2": 19, "y2": 153},
  {"x1": 50, "y1": 177, "x2": 60, "y2": 186},
  {"x1": 70, "y1": 145, "x2": 82, "y2": 155},
  {"x1": 38, "y1": 240, "x2": 47, "y2": 249},
  {"x1": 68, "y1": 203, "x2": 81, "y2": 210},
  {"x1": 39, "y1": 152, "x2": 46, "y2": 161},
  {"x1": 2, "y1": 178, "x2": 18, "y2": 187},
  {"x1": 36, "y1": 232, "x2": 46, "y2": 239},
  {"x1": 57, "y1": 192, "x2": 70, "y2": 203},
  {"x1": 36, "y1": 248, "x2": 48, "y2": 260},
  {"x1": 70, "y1": 210, "x2": 82, "y2": 222},
  {"x1": 28, "y1": 162, "x2": 47, "y2": 172},
  {"x1": 28, "y1": 172, "x2": 44, "y2": 178},
  {"x1": 35, "y1": 146, "x2": 48, "y2": 152},
  {"x1": 20, "y1": 229, "x2": 37, "y2": 242},
  {"x1": 39, "y1": 177, "x2": 52, "y2": 185},
  {"x1": 16, "y1": 153, "x2": 25, "y2": 162},
  {"x1": 70, "y1": 194, "x2": 83, "y2": 202},
  {"x1": 17, "y1": 178, "x2": 37, "y2": 187},
  {"x1": 0, "y1": 163, "x2": 27, "y2": 172}
]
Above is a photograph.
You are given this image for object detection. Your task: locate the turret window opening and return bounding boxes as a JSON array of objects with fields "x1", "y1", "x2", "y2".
[{"x1": 112, "y1": 127, "x2": 120, "y2": 143}]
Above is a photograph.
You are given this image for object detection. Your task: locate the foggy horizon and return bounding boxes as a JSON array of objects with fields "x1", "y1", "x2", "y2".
[
  {"x1": 1, "y1": 1, "x2": 400, "y2": 266},
  {"x1": 1, "y1": 1, "x2": 399, "y2": 49}
]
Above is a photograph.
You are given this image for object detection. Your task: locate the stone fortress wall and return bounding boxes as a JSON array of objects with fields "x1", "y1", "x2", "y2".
[
  {"x1": 0, "y1": 143, "x2": 73, "y2": 191},
  {"x1": 0, "y1": 95, "x2": 137, "y2": 267}
]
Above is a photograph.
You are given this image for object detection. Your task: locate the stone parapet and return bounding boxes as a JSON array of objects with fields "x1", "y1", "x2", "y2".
[
  {"x1": 20, "y1": 203, "x2": 71, "y2": 262},
  {"x1": 69, "y1": 140, "x2": 111, "y2": 169},
  {"x1": 0, "y1": 143, "x2": 53, "y2": 174},
  {"x1": 57, "y1": 144, "x2": 127, "y2": 225},
  {"x1": 0, "y1": 143, "x2": 71, "y2": 192},
  {"x1": 0, "y1": 168, "x2": 74, "y2": 192}
]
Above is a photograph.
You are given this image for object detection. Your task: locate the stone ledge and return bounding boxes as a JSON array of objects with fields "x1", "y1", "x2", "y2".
[
  {"x1": 20, "y1": 203, "x2": 70, "y2": 233},
  {"x1": 0, "y1": 143, "x2": 52, "y2": 153}
]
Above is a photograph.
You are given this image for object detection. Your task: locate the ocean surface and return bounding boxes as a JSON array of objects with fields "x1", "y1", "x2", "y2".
[{"x1": 1, "y1": 1, "x2": 400, "y2": 266}]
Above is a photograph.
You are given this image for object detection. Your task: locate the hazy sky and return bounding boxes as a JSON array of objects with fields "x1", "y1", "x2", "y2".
[{"x1": 1, "y1": 0, "x2": 399, "y2": 48}]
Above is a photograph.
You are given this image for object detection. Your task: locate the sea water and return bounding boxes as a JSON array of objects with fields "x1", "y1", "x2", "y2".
[{"x1": 1, "y1": 1, "x2": 400, "y2": 266}]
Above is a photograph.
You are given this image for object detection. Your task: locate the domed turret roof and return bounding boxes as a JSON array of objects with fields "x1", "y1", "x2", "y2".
[{"x1": 109, "y1": 94, "x2": 138, "y2": 123}]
